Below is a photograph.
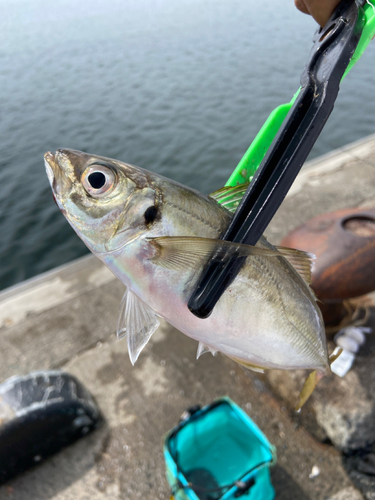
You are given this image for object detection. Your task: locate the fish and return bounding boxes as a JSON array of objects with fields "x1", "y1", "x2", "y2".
[{"x1": 45, "y1": 149, "x2": 333, "y2": 408}]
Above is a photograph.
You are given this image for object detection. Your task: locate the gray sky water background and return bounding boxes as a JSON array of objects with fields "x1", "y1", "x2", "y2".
[{"x1": 1, "y1": 0, "x2": 374, "y2": 290}]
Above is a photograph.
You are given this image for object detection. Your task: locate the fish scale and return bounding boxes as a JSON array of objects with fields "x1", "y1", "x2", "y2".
[{"x1": 239, "y1": 255, "x2": 323, "y2": 365}]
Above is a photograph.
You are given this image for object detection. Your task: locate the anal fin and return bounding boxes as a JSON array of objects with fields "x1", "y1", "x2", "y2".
[
  {"x1": 196, "y1": 342, "x2": 218, "y2": 359},
  {"x1": 228, "y1": 355, "x2": 266, "y2": 373}
]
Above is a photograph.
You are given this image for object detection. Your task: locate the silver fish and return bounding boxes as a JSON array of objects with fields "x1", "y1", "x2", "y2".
[{"x1": 45, "y1": 149, "x2": 331, "y2": 406}]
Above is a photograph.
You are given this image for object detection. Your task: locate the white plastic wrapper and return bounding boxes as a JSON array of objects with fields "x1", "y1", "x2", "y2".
[
  {"x1": 331, "y1": 349, "x2": 356, "y2": 378},
  {"x1": 336, "y1": 335, "x2": 359, "y2": 353}
]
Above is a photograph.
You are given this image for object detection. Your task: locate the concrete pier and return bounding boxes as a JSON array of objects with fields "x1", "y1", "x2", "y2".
[{"x1": 1, "y1": 134, "x2": 375, "y2": 500}]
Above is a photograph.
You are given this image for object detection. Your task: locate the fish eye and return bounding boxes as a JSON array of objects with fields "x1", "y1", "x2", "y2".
[
  {"x1": 81, "y1": 165, "x2": 116, "y2": 197},
  {"x1": 88, "y1": 171, "x2": 106, "y2": 189}
]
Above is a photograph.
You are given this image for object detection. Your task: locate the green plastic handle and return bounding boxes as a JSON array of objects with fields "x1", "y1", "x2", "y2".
[{"x1": 226, "y1": 0, "x2": 375, "y2": 188}]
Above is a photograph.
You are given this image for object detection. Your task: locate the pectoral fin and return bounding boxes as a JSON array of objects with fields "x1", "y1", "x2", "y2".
[
  {"x1": 147, "y1": 236, "x2": 280, "y2": 272},
  {"x1": 117, "y1": 288, "x2": 160, "y2": 365}
]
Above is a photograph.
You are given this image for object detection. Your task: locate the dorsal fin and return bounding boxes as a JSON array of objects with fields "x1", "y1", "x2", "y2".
[
  {"x1": 209, "y1": 183, "x2": 250, "y2": 212},
  {"x1": 209, "y1": 186, "x2": 315, "y2": 286},
  {"x1": 275, "y1": 246, "x2": 315, "y2": 286}
]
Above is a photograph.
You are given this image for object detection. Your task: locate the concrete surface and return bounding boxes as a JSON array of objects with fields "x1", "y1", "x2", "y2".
[
  {"x1": 1, "y1": 133, "x2": 375, "y2": 499},
  {"x1": 327, "y1": 487, "x2": 364, "y2": 500}
]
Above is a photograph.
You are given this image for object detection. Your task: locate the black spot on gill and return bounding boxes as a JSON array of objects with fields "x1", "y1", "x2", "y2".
[{"x1": 144, "y1": 205, "x2": 159, "y2": 225}]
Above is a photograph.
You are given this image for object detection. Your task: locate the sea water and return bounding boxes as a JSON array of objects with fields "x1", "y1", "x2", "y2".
[{"x1": 1, "y1": 0, "x2": 374, "y2": 289}]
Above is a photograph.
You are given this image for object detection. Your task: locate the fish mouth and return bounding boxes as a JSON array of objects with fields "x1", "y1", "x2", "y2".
[
  {"x1": 44, "y1": 149, "x2": 75, "y2": 199},
  {"x1": 44, "y1": 151, "x2": 57, "y2": 188}
]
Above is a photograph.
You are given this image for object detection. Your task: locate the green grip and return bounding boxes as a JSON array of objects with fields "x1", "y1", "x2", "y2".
[{"x1": 226, "y1": 0, "x2": 375, "y2": 188}]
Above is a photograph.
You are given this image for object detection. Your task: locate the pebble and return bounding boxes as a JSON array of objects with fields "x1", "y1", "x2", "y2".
[{"x1": 309, "y1": 465, "x2": 320, "y2": 479}]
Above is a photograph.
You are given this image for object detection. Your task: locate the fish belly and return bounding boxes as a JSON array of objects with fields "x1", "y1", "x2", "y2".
[
  {"x1": 161, "y1": 269, "x2": 327, "y2": 372},
  {"x1": 108, "y1": 242, "x2": 328, "y2": 372}
]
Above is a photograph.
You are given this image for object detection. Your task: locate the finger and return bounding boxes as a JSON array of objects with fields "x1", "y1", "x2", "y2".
[
  {"x1": 295, "y1": 0, "x2": 341, "y2": 27},
  {"x1": 295, "y1": 0, "x2": 310, "y2": 15}
]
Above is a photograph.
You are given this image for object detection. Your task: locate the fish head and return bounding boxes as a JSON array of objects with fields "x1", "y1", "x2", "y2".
[{"x1": 45, "y1": 149, "x2": 161, "y2": 254}]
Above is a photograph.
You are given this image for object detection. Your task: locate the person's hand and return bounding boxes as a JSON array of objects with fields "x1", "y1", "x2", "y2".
[{"x1": 295, "y1": 0, "x2": 341, "y2": 27}]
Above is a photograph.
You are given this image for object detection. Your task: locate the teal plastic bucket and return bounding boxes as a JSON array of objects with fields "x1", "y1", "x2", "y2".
[{"x1": 164, "y1": 397, "x2": 276, "y2": 500}]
